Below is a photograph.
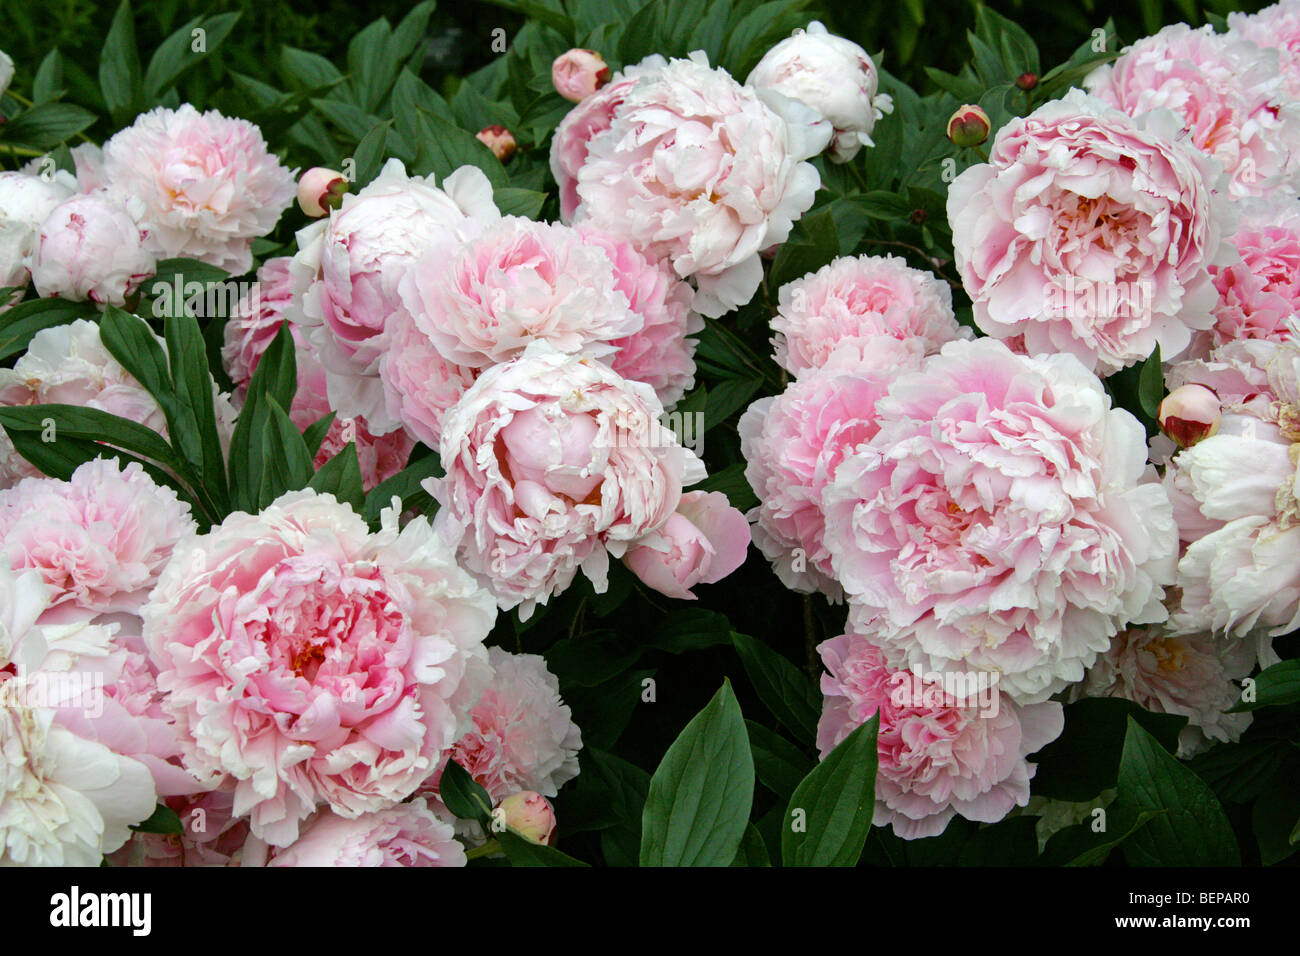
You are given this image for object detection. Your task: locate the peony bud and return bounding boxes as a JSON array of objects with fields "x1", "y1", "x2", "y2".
[
  {"x1": 1015, "y1": 72, "x2": 1038, "y2": 91},
  {"x1": 296, "y1": 166, "x2": 349, "y2": 218},
  {"x1": 31, "y1": 192, "x2": 155, "y2": 306},
  {"x1": 1159, "y1": 384, "x2": 1221, "y2": 448},
  {"x1": 946, "y1": 105, "x2": 991, "y2": 148},
  {"x1": 476, "y1": 124, "x2": 518, "y2": 162},
  {"x1": 624, "y1": 491, "x2": 751, "y2": 600},
  {"x1": 552, "y1": 49, "x2": 611, "y2": 103},
  {"x1": 497, "y1": 791, "x2": 557, "y2": 845}
]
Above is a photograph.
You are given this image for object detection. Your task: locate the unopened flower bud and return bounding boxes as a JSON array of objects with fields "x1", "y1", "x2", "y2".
[
  {"x1": 1159, "y1": 384, "x2": 1221, "y2": 448},
  {"x1": 297, "y1": 166, "x2": 348, "y2": 218},
  {"x1": 1016, "y1": 72, "x2": 1038, "y2": 91},
  {"x1": 946, "y1": 105, "x2": 991, "y2": 148},
  {"x1": 497, "y1": 791, "x2": 556, "y2": 845},
  {"x1": 552, "y1": 49, "x2": 610, "y2": 103},
  {"x1": 476, "y1": 125, "x2": 518, "y2": 163}
]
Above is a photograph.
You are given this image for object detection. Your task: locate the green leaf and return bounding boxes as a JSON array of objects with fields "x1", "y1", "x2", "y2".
[
  {"x1": 226, "y1": 324, "x2": 297, "y2": 512},
  {"x1": 0, "y1": 298, "x2": 95, "y2": 360},
  {"x1": 1138, "y1": 343, "x2": 1163, "y2": 419},
  {"x1": 647, "y1": 609, "x2": 735, "y2": 654},
  {"x1": 308, "y1": 442, "x2": 365, "y2": 514},
  {"x1": 1229, "y1": 659, "x2": 1300, "y2": 712},
  {"x1": 0, "y1": 404, "x2": 179, "y2": 467},
  {"x1": 143, "y1": 12, "x2": 241, "y2": 100},
  {"x1": 352, "y1": 121, "x2": 392, "y2": 188},
  {"x1": 640, "y1": 680, "x2": 754, "y2": 867},
  {"x1": 782, "y1": 715, "x2": 878, "y2": 867},
  {"x1": 130, "y1": 804, "x2": 184, "y2": 836},
  {"x1": 494, "y1": 187, "x2": 548, "y2": 219},
  {"x1": 100, "y1": 0, "x2": 143, "y2": 124},
  {"x1": 281, "y1": 47, "x2": 343, "y2": 90},
  {"x1": 0, "y1": 103, "x2": 97, "y2": 150},
  {"x1": 1117, "y1": 717, "x2": 1240, "y2": 867},
  {"x1": 498, "y1": 830, "x2": 590, "y2": 867},
  {"x1": 1252, "y1": 785, "x2": 1300, "y2": 865},
  {"x1": 731, "y1": 823, "x2": 770, "y2": 867},
  {"x1": 439, "y1": 758, "x2": 494, "y2": 827},
  {"x1": 302, "y1": 412, "x2": 337, "y2": 459},
  {"x1": 408, "y1": 108, "x2": 510, "y2": 190},
  {"x1": 259, "y1": 397, "x2": 314, "y2": 506},
  {"x1": 748, "y1": 720, "x2": 813, "y2": 802},
  {"x1": 1039, "y1": 806, "x2": 1163, "y2": 867},
  {"x1": 692, "y1": 461, "x2": 759, "y2": 513},
  {"x1": 363, "y1": 452, "x2": 443, "y2": 525},
  {"x1": 163, "y1": 310, "x2": 228, "y2": 507},
  {"x1": 731, "y1": 632, "x2": 822, "y2": 743},
  {"x1": 704, "y1": 377, "x2": 762, "y2": 432},
  {"x1": 32, "y1": 49, "x2": 65, "y2": 104}
]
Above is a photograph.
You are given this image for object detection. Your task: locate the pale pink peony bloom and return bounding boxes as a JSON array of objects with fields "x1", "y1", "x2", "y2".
[
  {"x1": 0, "y1": 561, "x2": 159, "y2": 865},
  {"x1": 947, "y1": 89, "x2": 1232, "y2": 375},
  {"x1": 397, "y1": 216, "x2": 642, "y2": 369},
  {"x1": 288, "y1": 158, "x2": 499, "y2": 426},
  {"x1": 141, "y1": 490, "x2": 497, "y2": 847},
  {"x1": 771, "y1": 254, "x2": 967, "y2": 377},
  {"x1": 1076, "y1": 624, "x2": 1255, "y2": 757},
  {"x1": 552, "y1": 49, "x2": 611, "y2": 103},
  {"x1": 821, "y1": 338, "x2": 1179, "y2": 704},
  {"x1": 223, "y1": 257, "x2": 414, "y2": 490},
  {"x1": 817, "y1": 633, "x2": 1064, "y2": 840},
  {"x1": 101, "y1": 105, "x2": 295, "y2": 273},
  {"x1": 70, "y1": 143, "x2": 109, "y2": 193},
  {"x1": 376, "y1": 307, "x2": 479, "y2": 451},
  {"x1": 1163, "y1": 337, "x2": 1300, "y2": 649},
  {"x1": 571, "y1": 52, "x2": 825, "y2": 317},
  {"x1": 429, "y1": 343, "x2": 707, "y2": 618},
  {"x1": 30, "y1": 191, "x2": 154, "y2": 306},
  {"x1": 578, "y1": 225, "x2": 703, "y2": 407},
  {"x1": 257, "y1": 798, "x2": 465, "y2": 867},
  {"x1": 739, "y1": 365, "x2": 897, "y2": 600},
  {"x1": 1087, "y1": 23, "x2": 1300, "y2": 197},
  {"x1": 549, "y1": 56, "x2": 666, "y2": 223},
  {"x1": 1206, "y1": 198, "x2": 1300, "y2": 349},
  {"x1": 0, "y1": 318, "x2": 237, "y2": 489},
  {"x1": 0, "y1": 169, "x2": 77, "y2": 291},
  {"x1": 623, "y1": 491, "x2": 750, "y2": 600},
  {"x1": 427, "y1": 646, "x2": 581, "y2": 807},
  {"x1": 746, "y1": 21, "x2": 893, "y2": 163},
  {"x1": 0, "y1": 457, "x2": 195, "y2": 615},
  {"x1": 1229, "y1": 0, "x2": 1300, "y2": 99}
]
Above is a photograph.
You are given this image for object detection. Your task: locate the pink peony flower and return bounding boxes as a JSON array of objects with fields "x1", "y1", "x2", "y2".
[
  {"x1": 571, "y1": 52, "x2": 825, "y2": 317},
  {"x1": 141, "y1": 489, "x2": 497, "y2": 847},
  {"x1": 1206, "y1": 198, "x2": 1300, "y2": 349},
  {"x1": 623, "y1": 491, "x2": 750, "y2": 600},
  {"x1": 258, "y1": 798, "x2": 465, "y2": 867},
  {"x1": 0, "y1": 169, "x2": 77, "y2": 291},
  {"x1": 107, "y1": 788, "x2": 251, "y2": 867},
  {"x1": 552, "y1": 49, "x2": 612, "y2": 103},
  {"x1": 1163, "y1": 337, "x2": 1300, "y2": 647},
  {"x1": 376, "y1": 307, "x2": 479, "y2": 451},
  {"x1": 1086, "y1": 23, "x2": 1300, "y2": 198},
  {"x1": 223, "y1": 257, "x2": 414, "y2": 490},
  {"x1": 739, "y1": 365, "x2": 896, "y2": 599},
  {"x1": 947, "y1": 88, "x2": 1232, "y2": 375},
  {"x1": 429, "y1": 343, "x2": 706, "y2": 618},
  {"x1": 496, "y1": 790, "x2": 557, "y2": 845},
  {"x1": 1076, "y1": 623, "x2": 1255, "y2": 757},
  {"x1": 1229, "y1": 0, "x2": 1300, "y2": 99},
  {"x1": 746, "y1": 21, "x2": 893, "y2": 163},
  {"x1": 771, "y1": 254, "x2": 967, "y2": 377},
  {"x1": 817, "y1": 633, "x2": 1064, "y2": 840},
  {"x1": 0, "y1": 457, "x2": 195, "y2": 615},
  {"x1": 427, "y1": 647, "x2": 581, "y2": 807},
  {"x1": 30, "y1": 192, "x2": 155, "y2": 306},
  {"x1": 288, "y1": 159, "x2": 499, "y2": 425},
  {"x1": 397, "y1": 216, "x2": 643, "y2": 369},
  {"x1": 821, "y1": 338, "x2": 1178, "y2": 704},
  {"x1": 101, "y1": 105, "x2": 296, "y2": 273},
  {"x1": 578, "y1": 225, "x2": 703, "y2": 407}
]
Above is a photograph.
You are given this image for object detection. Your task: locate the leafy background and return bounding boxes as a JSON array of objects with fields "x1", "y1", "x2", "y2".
[{"x1": 1, "y1": 0, "x2": 1296, "y2": 867}]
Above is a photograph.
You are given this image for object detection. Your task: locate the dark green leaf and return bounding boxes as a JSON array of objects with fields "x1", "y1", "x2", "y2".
[
  {"x1": 0, "y1": 299, "x2": 95, "y2": 360},
  {"x1": 782, "y1": 715, "x2": 878, "y2": 867},
  {"x1": 130, "y1": 804, "x2": 183, "y2": 835},
  {"x1": 439, "y1": 758, "x2": 494, "y2": 826},
  {"x1": 732, "y1": 632, "x2": 821, "y2": 743},
  {"x1": 1138, "y1": 344, "x2": 1163, "y2": 419},
  {"x1": 308, "y1": 441, "x2": 365, "y2": 513},
  {"x1": 1230, "y1": 659, "x2": 1300, "y2": 712}
]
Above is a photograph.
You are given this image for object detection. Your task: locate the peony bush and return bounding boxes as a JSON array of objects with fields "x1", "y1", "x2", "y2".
[{"x1": 0, "y1": 0, "x2": 1296, "y2": 873}]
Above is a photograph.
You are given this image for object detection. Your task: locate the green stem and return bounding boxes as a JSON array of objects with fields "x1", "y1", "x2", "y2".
[{"x1": 465, "y1": 839, "x2": 501, "y2": 860}]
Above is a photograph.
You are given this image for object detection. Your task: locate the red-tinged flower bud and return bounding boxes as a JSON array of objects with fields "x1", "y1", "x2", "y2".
[
  {"x1": 1016, "y1": 72, "x2": 1038, "y2": 91},
  {"x1": 552, "y1": 49, "x2": 611, "y2": 103},
  {"x1": 946, "y1": 105, "x2": 991, "y2": 148},
  {"x1": 1159, "y1": 384, "x2": 1221, "y2": 448},
  {"x1": 476, "y1": 125, "x2": 518, "y2": 163},
  {"x1": 497, "y1": 791, "x2": 557, "y2": 846},
  {"x1": 297, "y1": 167, "x2": 348, "y2": 218}
]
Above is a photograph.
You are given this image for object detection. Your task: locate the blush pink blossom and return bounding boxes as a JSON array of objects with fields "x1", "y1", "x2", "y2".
[
  {"x1": 429, "y1": 343, "x2": 706, "y2": 618},
  {"x1": 1206, "y1": 199, "x2": 1300, "y2": 349},
  {"x1": 817, "y1": 633, "x2": 1064, "y2": 840},
  {"x1": 397, "y1": 216, "x2": 642, "y2": 369},
  {"x1": 30, "y1": 192, "x2": 155, "y2": 306},
  {"x1": 1229, "y1": 0, "x2": 1300, "y2": 99},
  {"x1": 376, "y1": 307, "x2": 479, "y2": 451},
  {"x1": 571, "y1": 52, "x2": 826, "y2": 317},
  {"x1": 739, "y1": 365, "x2": 897, "y2": 599},
  {"x1": 141, "y1": 489, "x2": 497, "y2": 847},
  {"x1": 821, "y1": 338, "x2": 1179, "y2": 704},
  {"x1": 578, "y1": 225, "x2": 703, "y2": 407},
  {"x1": 623, "y1": 491, "x2": 750, "y2": 600},
  {"x1": 0, "y1": 169, "x2": 77, "y2": 292},
  {"x1": 101, "y1": 105, "x2": 296, "y2": 273},
  {"x1": 257, "y1": 798, "x2": 465, "y2": 867},
  {"x1": 947, "y1": 88, "x2": 1232, "y2": 375},
  {"x1": 107, "y1": 788, "x2": 251, "y2": 867},
  {"x1": 1087, "y1": 23, "x2": 1300, "y2": 197},
  {"x1": 772, "y1": 254, "x2": 967, "y2": 377}
]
